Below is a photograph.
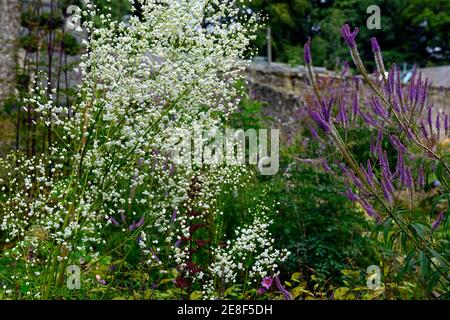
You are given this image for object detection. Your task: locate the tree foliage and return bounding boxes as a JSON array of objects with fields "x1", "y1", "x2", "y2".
[{"x1": 247, "y1": 0, "x2": 450, "y2": 69}]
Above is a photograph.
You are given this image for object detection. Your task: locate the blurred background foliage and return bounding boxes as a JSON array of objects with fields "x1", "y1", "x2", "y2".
[{"x1": 245, "y1": 0, "x2": 450, "y2": 69}]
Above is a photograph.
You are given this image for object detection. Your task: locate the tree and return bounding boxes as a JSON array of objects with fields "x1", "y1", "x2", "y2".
[
  {"x1": 0, "y1": 0, "x2": 21, "y2": 106},
  {"x1": 247, "y1": 0, "x2": 450, "y2": 69}
]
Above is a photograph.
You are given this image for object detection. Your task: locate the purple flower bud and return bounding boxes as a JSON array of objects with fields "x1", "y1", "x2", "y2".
[
  {"x1": 261, "y1": 276, "x2": 273, "y2": 290},
  {"x1": 308, "y1": 124, "x2": 320, "y2": 139},
  {"x1": 257, "y1": 287, "x2": 267, "y2": 295},
  {"x1": 419, "y1": 78, "x2": 428, "y2": 106},
  {"x1": 404, "y1": 167, "x2": 413, "y2": 188},
  {"x1": 340, "y1": 24, "x2": 359, "y2": 48},
  {"x1": 370, "y1": 134, "x2": 375, "y2": 156},
  {"x1": 110, "y1": 216, "x2": 119, "y2": 225},
  {"x1": 367, "y1": 160, "x2": 375, "y2": 185},
  {"x1": 274, "y1": 276, "x2": 292, "y2": 300},
  {"x1": 387, "y1": 66, "x2": 395, "y2": 97},
  {"x1": 409, "y1": 73, "x2": 416, "y2": 102},
  {"x1": 308, "y1": 110, "x2": 330, "y2": 132},
  {"x1": 420, "y1": 121, "x2": 429, "y2": 140},
  {"x1": 436, "y1": 114, "x2": 441, "y2": 139},
  {"x1": 360, "y1": 163, "x2": 373, "y2": 187},
  {"x1": 135, "y1": 216, "x2": 145, "y2": 228},
  {"x1": 427, "y1": 107, "x2": 433, "y2": 135},
  {"x1": 347, "y1": 169, "x2": 363, "y2": 189},
  {"x1": 371, "y1": 97, "x2": 388, "y2": 119},
  {"x1": 379, "y1": 149, "x2": 390, "y2": 175},
  {"x1": 418, "y1": 166, "x2": 425, "y2": 189},
  {"x1": 320, "y1": 97, "x2": 334, "y2": 123},
  {"x1": 382, "y1": 171, "x2": 395, "y2": 195},
  {"x1": 352, "y1": 92, "x2": 359, "y2": 118},
  {"x1": 414, "y1": 73, "x2": 422, "y2": 104},
  {"x1": 359, "y1": 199, "x2": 382, "y2": 223},
  {"x1": 396, "y1": 68, "x2": 403, "y2": 102},
  {"x1": 337, "y1": 100, "x2": 348, "y2": 126},
  {"x1": 121, "y1": 212, "x2": 126, "y2": 223},
  {"x1": 321, "y1": 159, "x2": 332, "y2": 172},
  {"x1": 389, "y1": 134, "x2": 407, "y2": 154},
  {"x1": 360, "y1": 111, "x2": 377, "y2": 126},
  {"x1": 149, "y1": 248, "x2": 161, "y2": 263},
  {"x1": 342, "y1": 183, "x2": 359, "y2": 202},
  {"x1": 432, "y1": 211, "x2": 445, "y2": 230},
  {"x1": 341, "y1": 61, "x2": 350, "y2": 78},
  {"x1": 171, "y1": 209, "x2": 178, "y2": 222},
  {"x1": 370, "y1": 37, "x2": 380, "y2": 52},
  {"x1": 380, "y1": 179, "x2": 393, "y2": 203},
  {"x1": 129, "y1": 222, "x2": 136, "y2": 231},
  {"x1": 444, "y1": 114, "x2": 449, "y2": 135},
  {"x1": 405, "y1": 128, "x2": 414, "y2": 140},
  {"x1": 375, "y1": 130, "x2": 383, "y2": 155},
  {"x1": 393, "y1": 151, "x2": 403, "y2": 180},
  {"x1": 304, "y1": 37, "x2": 312, "y2": 64}
]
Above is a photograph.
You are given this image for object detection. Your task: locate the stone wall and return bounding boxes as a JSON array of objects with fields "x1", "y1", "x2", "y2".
[{"x1": 246, "y1": 63, "x2": 449, "y2": 121}]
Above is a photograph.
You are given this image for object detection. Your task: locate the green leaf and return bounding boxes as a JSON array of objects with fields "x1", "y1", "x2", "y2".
[{"x1": 419, "y1": 250, "x2": 429, "y2": 280}]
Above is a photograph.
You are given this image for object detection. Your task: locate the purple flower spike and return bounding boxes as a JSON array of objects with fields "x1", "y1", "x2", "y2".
[
  {"x1": 420, "y1": 121, "x2": 429, "y2": 140},
  {"x1": 135, "y1": 216, "x2": 145, "y2": 228},
  {"x1": 171, "y1": 208, "x2": 178, "y2": 222},
  {"x1": 129, "y1": 222, "x2": 136, "y2": 231},
  {"x1": 375, "y1": 130, "x2": 383, "y2": 154},
  {"x1": 320, "y1": 97, "x2": 334, "y2": 123},
  {"x1": 257, "y1": 287, "x2": 267, "y2": 295},
  {"x1": 322, "y1": 159, "x2": 332, "y2": 172},
  {"x1": 274, "y1": 276, "x2": 292, "y2": 300},
  {"x1": 121, "y1": 212, "x2": 126, "y2": 223},
  {"x1": 308, "y1": 110, "x2": 330, "y2": 132},
  {"x1": 444, "y1": 114, "x2": 449, "y2": 134},
  {"x1": 367, "y1": 160, "x2": 375, "y2": 185},
  {"x1": 304, "y1": 37, "x2": 312, "y2": 64},
  {"x1": 389, "y1": 134, "x2": 407, "y2": 154},
  {"x1": 380, "y1": 179, "x2": 393, "y2": 203},
  {"x1": 352, "y1": 92, "x2": 359, "y2": 117},
  {"x1": 370, "y1": 37, "x2": 380, "y2": 52},
  {"x1": 360, "y1": 111, "x2": 377, "y2": 126},
  {"x1": 371, "y1": 97, "x2": 388, "y2": 118},
  {"x1": 404, "y1": 167, "x2": 413, "y2": 188},
  {"x1": 342, "y1": 186, "x2": 359, "y2": 202},
  {"x1": 427, "y1": 107, "x2": 433, "y2": 134},
  {"x1": 360, "y1": 163, "x2": 373, "y2": 187},
  {"x1": 432, "y1": 211, "x2": 445, "y2": 230},
  {"x1": 308, "y1": 124, "x2": 320, "y2": 139},
  {"x1": 340, "y1": 24, "x2": 359, "y2": 48},
  {"x1": 396, "y1": 70, "x2": 403, "y2": 102},
  {"x1": 110, "y1": 216, "x2": 119, "y2": 225},
  {"x1": 436, "y1": 114, "x2": 441, "y2": 139},
  {"x1": 418, "y1": 166, "x2": 425, "y2": 189},
  {"x1": 360, "y1": 199, "x2": 382, "y2": 223}
]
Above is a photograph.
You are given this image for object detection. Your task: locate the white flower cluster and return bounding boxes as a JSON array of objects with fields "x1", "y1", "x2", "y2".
[
  {"x1": 0, "y1": 0, "x2": 263, "y2": 297},
  {"x1": 203, "y1": 202, "x2": 290, "y2": 299}
]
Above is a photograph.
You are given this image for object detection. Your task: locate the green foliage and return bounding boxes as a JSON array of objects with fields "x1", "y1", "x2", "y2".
[{"x1": 247, "y1": 0, "x2": 450, "y2": 68}]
